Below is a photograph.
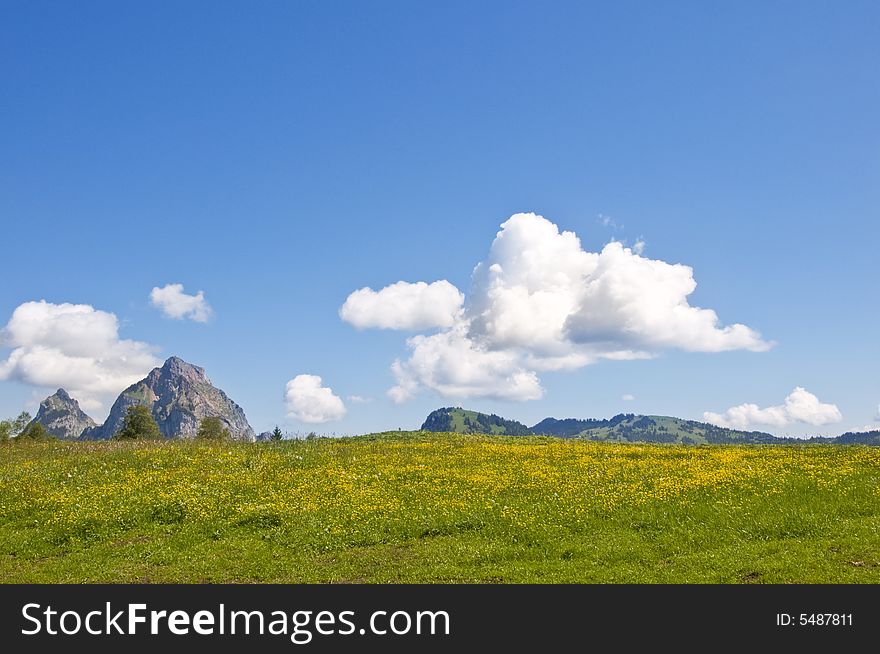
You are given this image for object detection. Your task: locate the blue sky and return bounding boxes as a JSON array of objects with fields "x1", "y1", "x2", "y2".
[{"x1": 1, "y1": 1, "x2": 878, "y2": 436}]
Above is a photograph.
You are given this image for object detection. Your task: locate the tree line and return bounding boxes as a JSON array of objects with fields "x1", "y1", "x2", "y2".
[{"x1": 0, "y1": 411, "x2": 44, "y2": 441}]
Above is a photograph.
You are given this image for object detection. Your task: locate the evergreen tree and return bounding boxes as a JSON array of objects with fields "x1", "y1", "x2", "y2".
[
  {"x1": 18, "y1": 422, "x2": 51, "y2": 441},
  {"x1": 271, "y1": 425, "x2": 283, "y2": 441}
]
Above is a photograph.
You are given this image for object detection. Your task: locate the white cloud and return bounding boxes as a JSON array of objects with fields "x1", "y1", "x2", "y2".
[
  {"x1": 285, "y1": 374, "x2": 347, "y2": 423},
  {"x1": 339, "y1": 280, "x2": 463, "y2": 331},
  {"x1": 703, "y1": 387, "x2": 842, "y2": 432},
  {"x1": 348, "y1": 395, "x2": 371, "y2": 404},
  {"x1": 0, "y1": 300, "x2": 160, "y2": 412},
  {"x1": 150, "y1": 283, "x2": 212, "y2": 323},
  {"x1": 345, "y1": 212, "x2": 772, "y2": 403},
  {"x1": 622, "y1": 394, "x2": 636, "y2": 401},
  {"x1": 388, "y1": 323, "x2": 543, "y2": 403},
  {"x1": 564, "y1": 243, "x2": 769, "y2": 354},
  {"x1": 470, "y1": 214, "x2": 769, "y2": 357}
]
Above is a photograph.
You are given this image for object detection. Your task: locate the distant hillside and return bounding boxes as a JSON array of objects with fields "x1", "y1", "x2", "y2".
[
  {"x1": 531, "y1": 415, "x2": 634, "y2": 437},
  {"x1": 546, "y1": 414, "x2": 781, "y2": 445},
  {"x1": 421, "y1": 407, "x2": 879, "y2": 445},
  {"x1": 421, "y1": 407, "x2": 532, "y2": 436},
  {"x1": 820, "y1": 431, "x2": 880, "y2": 446}
]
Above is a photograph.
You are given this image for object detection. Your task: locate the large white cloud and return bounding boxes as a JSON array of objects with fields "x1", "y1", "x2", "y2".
[
  {"x1": 0, "y1": 301, "x2": 161, "y2": 412},
  {"x1": 703, "y1": 387, "x2": 842, "y2": 431},
  {"x1": 344, "y1": 212, "x2": 772, "y2": 403},
  {"x1": 284, "y1": 374, "x2": 347, "y2": 423},
  {"x1": 150, "y1": 283, "x2": 213, "y2": 323},
  {"x1": 340, "y1": 280, "x2": 463, "y2": 330},
  {"x1": 469, "y1": 213, "x2": 769, "y2": 356}
]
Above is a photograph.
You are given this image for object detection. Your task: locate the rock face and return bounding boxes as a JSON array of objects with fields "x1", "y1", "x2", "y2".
[
  {"x1": 28, "y1": 389, "x2": 97, "y2": 439},
  {"x1": 81, "y1": 356, "x2": 256, "y2": 441}
]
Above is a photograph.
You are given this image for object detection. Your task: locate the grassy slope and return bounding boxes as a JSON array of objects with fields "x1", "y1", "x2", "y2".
[{"x1": 1, "y1": 432, "x2": 879, "y2": 583}]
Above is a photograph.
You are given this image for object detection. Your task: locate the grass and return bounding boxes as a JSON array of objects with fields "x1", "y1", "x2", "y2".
[{"x1": 1, "y1": 432, "x2": 879, "y2": 583}]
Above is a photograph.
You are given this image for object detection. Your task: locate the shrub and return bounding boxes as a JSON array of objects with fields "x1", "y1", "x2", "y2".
[
  {"x1": 197, "y1": 417, "x2": 231, "y2": 441},
  {"x1": 114, "y1": 405, "x2": 162, "y2": 440}
]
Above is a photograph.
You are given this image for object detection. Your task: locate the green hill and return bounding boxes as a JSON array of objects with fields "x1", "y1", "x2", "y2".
[
  {"x1": 421, "y1": 407, "x2": 532, "y2": 436},
  {"x1": 422, "y1": 407, "x2": 880, "y2": 445}
]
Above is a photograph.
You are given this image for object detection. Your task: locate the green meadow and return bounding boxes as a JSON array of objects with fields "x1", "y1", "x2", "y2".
[{"x1": 1, "y1": 433, "x2": 878, "y2": 583}]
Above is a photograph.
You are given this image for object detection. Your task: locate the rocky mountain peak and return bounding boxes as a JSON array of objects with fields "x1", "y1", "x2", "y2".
[
  {"x1": 54, "y1": 388, "x2": 72, "y2": 401},
  {"x1": 159, "y1": 356, "x2": 206, "y2": 382},
  {"x1": 80, "y1": 356, "x2": 256, "y2": 441},
  {"x1": 28, "y1": 389, "x2": 97, "y2": 439}
]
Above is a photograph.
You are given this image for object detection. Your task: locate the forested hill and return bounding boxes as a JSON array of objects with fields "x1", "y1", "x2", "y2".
[{"x1": 420, "y1": 408, "x2": 532, "y2": 436}]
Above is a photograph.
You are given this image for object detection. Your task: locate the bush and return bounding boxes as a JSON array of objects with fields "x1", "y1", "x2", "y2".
[
  {"x1": 18, "y1": 422, "x2": 52, "y2": 441},
  {"x1": 197, "y1": 417, "x2": 231, "y2": 441},
  {"x1": 114, "y1": 405, "x2": 162, "y2": 440}
]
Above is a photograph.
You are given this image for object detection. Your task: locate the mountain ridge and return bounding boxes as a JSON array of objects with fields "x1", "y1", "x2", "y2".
[{"x1": 420, "y1": 407, "x2": 880, "y2": 445}]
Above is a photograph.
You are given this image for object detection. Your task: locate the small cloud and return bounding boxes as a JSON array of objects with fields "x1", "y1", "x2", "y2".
[
  {"x1": 150, "y1": 283, "x2": 212, "y2": 323},
  {"x1": 632, "y1": 240, "x2": 646, "y2": 256},
  {"x1": 348, "y1": 395, "x2": 372, "y2": 404},
  {"x1": 703, "y1": 387, "x2": 842, "y2": 434},
  {"x1": 622, "y1": 393, "x2": 636, "y2": 401},
  {"x1": 340, "y1": 280, "x2": 463, "y2": 331},
  {"x1": 285, "y1": 374, "x2": 347, "y2": 424}
]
